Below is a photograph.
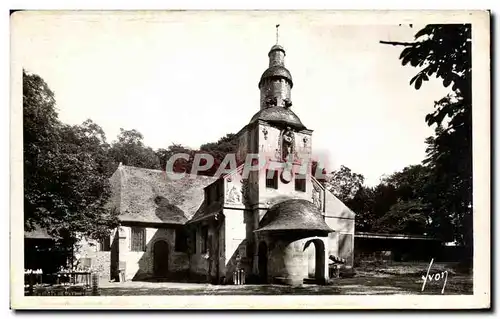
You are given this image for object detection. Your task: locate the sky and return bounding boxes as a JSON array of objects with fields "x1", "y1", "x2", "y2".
[{"x1": 13, "y1": 11, "x2": 451, "y2": 186}]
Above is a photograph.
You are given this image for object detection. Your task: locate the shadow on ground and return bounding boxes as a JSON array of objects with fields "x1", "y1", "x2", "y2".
[
  {"x1": 99, "y1": 273, "x2": 472, "y2": 296},
  {"x1": 92, "y1": 262, "x2": 473, "y2": 296}
]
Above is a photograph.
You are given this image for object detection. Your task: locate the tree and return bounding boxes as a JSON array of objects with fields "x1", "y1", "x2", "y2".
[
  {"x1": 156, "y1": 134, "x2": 240, "y2": 177},
  {"x1": 345, "y1": 186, "x2": 376, "y2": 232},
  {"x1": 109, "y1": 128, "x2": 161, "y2": 170},
  {"x1": 53, "y1": 122, "x2": 119, "y2": 240},
  {"x1": 382, "y1": 165, "x2": 430, "y2": 202},
  {"x1": 372, "y1": 199, "x2": 430, "y2": 235},
  {"x1": 345, "y1": 166, "x2": 429, "y2": 234},
  {"x1": 325, "y1": 165, "x2": 365, "y2": 203},
  {"x1": 24, "y1": 69, "x2": 61, "y2": 232},
  {"x1": 156, "y1": 144, "x2": 195, "y2": 173},
  {"x1": 23, "y1": 70, "x2": 119, "y2": 242},
  {"x1": 199, "y1": 133, "x2": 239, "y2": 164},
  {"x1": 199, "y1": 133, "x2": 239, "y2": 176},
  {"x1": 382, "y1": 24, "x2": 472, "y2": 265}
]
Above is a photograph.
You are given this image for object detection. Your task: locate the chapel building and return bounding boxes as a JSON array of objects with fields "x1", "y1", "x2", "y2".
[{"x1": 78, "y1": 41, "x2": 356, "y2": 285}]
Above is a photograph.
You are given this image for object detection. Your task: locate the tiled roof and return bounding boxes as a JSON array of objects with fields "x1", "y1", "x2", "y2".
[
  {"x1": 259, "y1": 65, "x2": 293, "y2": 88},
  {"x1": 249, "y1": 107, "x2": 306, "y2": 130},
  {"x1": 114, "y1": 165, "x2": 217, "y2": 225},
  {"x1": 255, "y1": 199, "x2": 334, "y2": 233}
]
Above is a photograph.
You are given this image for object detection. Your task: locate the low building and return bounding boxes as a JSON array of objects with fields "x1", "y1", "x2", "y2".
[
  {"x1": 354, "y1": 232, "x2": 443, "y2": 262},
  {"x1": 25, "y1": 227, "x2": 70, "y2": 275}
]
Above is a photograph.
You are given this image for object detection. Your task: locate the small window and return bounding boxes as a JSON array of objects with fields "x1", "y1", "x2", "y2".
[
  {"x1": 131, "y1": 227, "x2": 146, "y2": 252},
  {"x1": 175, "y1": 228, "x2": 188, "y2": 252},
  {"x1": 266, "y1": 170, "x2": 278, "y2": 189},
  {"x1": 295, "y1": 174, "x2": 306, "y2": 192},
  {"x1": 99, "y1": 236, "x2": 111, "y2": 251},
  {"x1": 200, "y1": 226, "x2": 209, "y2": 253}
]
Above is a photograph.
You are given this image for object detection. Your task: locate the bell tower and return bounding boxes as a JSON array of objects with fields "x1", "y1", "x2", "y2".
[
  {"x1": 220, "y1": 27, "x2": 354, "y2": 285},
  {"x1": 239, "y1": 26, "x2": 314, "y2": 212},
  {"x1": 258, "y1": 26, "x2": 294, "y2": 110}
]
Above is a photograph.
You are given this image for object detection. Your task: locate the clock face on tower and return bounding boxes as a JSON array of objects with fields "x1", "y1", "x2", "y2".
[{"x1": 280, "y1": 169, "x2": 292, "y2": 184}]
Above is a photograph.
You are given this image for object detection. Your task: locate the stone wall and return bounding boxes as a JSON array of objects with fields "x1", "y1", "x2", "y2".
[
  {"x1": 324, "y1": 217, "x2": 355, "y2": 267},
  {"x1": 75, "y1": 235, "x2": 115, "y2": 282},
  {"x1": 117, "y1": 225, "x2": 189, "y2": 281},
  {"x1": 189, "y1": 224, "x2": 209, "y2": 277},
  {"x1": 188, "y1": 220, "x2": 226, "y2": 281}
]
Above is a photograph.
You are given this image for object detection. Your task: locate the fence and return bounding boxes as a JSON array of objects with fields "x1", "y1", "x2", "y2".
[
  {"x1": 24, "y1": 271, "x2": 99, "y2": 296},
  {"x1": 233, "y1": 269, "x2": 245, "y2": 285}
]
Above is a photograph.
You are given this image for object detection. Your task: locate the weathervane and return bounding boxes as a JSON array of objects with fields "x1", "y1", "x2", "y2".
[{"x1": 276, "y1": 24, "x2": 280, "y2": 44}]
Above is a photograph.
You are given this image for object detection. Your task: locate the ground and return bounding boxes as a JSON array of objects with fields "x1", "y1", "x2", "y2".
[{"x1": 98, "y1": 262, "x2": 473, "y2": 295}]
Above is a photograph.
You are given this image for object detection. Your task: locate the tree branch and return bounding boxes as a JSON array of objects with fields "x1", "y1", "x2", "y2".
[{"x1": 379, "y1": 40, "x2": 417, "y2": 46}]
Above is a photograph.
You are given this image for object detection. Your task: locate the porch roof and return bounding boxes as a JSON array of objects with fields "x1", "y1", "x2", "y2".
[{"x1": 255, "y1": 199, "x2": 334, "y2": 233}]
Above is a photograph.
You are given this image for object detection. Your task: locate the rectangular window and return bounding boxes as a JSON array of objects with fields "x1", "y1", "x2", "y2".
[
  {"x1": 131, "y1": 227, "x2": 146, "y2": 252},
  {"x1": 200, "y1": 226, "x2": 209, "y2": 253},
  {"x1": 175, "y1": 228, "x2": 188, "y2": 252},
  {"x1": 295, "y1": 174, "x2": 306, "y2": 192},
  {"x1": 265, "y1": 169, "x2": 278, "y2": 189},
  {"x1": 99, "y1": 236, "x2": 111, "y2": 251}
]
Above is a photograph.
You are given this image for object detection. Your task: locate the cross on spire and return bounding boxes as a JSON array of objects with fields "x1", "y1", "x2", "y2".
[{"x1": 276, "y1": 24, "x2": 280, "y2": 44}]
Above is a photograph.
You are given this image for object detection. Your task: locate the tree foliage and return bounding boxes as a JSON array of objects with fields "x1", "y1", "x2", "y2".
[
  {"x1": 345, "y1": 186, "x2": 375, "y2": 232},
  {"x1": 373, "y1": 199, "x2": 430, "y2": 235},
  {"x1": 325, "y1": 165, "x2": 365, "y2": 203},
  {"x1": 23, "y1": 70, "x2": 119, "y2": 242},
  {"x1": 346, "y1": 165, "x2": 433, "y2": 235},
  {"x1": 381, "y1": 24, "x2": 472, "y2": 262},
  {"x1": 156, "y1": 144, "x2": 195, "y2": 173},
  {"x1": 108, "y1": 128, "x2": 161, "y2": 170}
]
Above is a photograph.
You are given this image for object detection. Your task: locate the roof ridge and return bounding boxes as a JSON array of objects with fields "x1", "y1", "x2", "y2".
[{"x1": 120, "y1": 165, "x2": 218, "y2": 180}]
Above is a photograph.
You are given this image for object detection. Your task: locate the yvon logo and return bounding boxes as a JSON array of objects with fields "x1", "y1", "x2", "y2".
[{"x1": 421, "y1": 258, "x2": 449, "y2": 294}]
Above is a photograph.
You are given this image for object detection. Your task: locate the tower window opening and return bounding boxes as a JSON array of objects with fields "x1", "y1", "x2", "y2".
[
  {"x1": 295, "y1": 174, "x2": 306, "y2": 192},
  {"x1": 266, "y1": 169, "x2": 278, "y2": 189}
]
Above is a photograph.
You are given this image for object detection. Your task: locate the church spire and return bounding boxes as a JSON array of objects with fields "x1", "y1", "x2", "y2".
[
  {"x1": 258, "y1": 25, "x2": 293, "y2": 110},
  {"x1": 276, "y1": 24, "x2": 280, "y2": 44}
]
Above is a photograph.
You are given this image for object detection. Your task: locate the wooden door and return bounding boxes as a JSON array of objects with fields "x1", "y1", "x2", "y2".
[{"x1": 153, "y1": 240, "x2": 169, "y2": 277}]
